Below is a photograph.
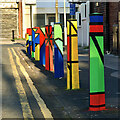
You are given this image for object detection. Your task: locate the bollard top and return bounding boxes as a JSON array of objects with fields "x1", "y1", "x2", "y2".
[
  {"x1": 54, "y1": 23, "x2": 63, "y2": 28},
  {"x1": 67, "y1": 19, "x2": 77, "y2": 21},
  {"x1": 45, "y1": 25, "x2": 52, "y2": 27},
  {"x1": 40, "y1": 25, "x2": 46, "y2": 28},
  {"x1": 90, "y1": 13, "x2": 103, "y2": 23},
  {"x1": 54, "y1": 22, "x2": 61, "y2": 24},
  {"x1": 90, "y1": 13, "x2": 103, "y2": 16}
]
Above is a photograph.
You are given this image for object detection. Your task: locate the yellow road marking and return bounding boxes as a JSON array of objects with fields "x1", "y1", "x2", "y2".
[
  {"x1": 8, "y1": 48, "x2": 34, "y2": 120},
  {"x1": 11, "y1": 48, "x2": 53, "y2": 119}
]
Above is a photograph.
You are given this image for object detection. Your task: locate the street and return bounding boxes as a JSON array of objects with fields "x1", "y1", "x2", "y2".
[{"x1": 1, "y1": 40, "x2": 120, "y2": 119}]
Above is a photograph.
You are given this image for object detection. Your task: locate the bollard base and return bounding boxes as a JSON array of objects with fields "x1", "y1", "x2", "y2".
[
  {"x1": 11, "y1": 39, "x2": 15, "y2": 42},
  {"x1": 89, "y1": 93, "x2": 106, "y2": 111},
  {"x1": 89, "y1": 106, "x2": 106, "y2": 111}
]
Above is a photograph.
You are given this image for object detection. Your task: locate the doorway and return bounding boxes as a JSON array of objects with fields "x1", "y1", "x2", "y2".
[{"x1": 47, "y1": 14, "x2": 55, "y2": 25}]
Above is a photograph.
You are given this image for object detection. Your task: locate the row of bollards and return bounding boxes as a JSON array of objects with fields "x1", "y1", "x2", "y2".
[
  {"x1": 26, "y1": 23, "x2": 64, "y2": 79},
  {"x1": 26, "y1": 13, "x2": 106, "y2": 111}
]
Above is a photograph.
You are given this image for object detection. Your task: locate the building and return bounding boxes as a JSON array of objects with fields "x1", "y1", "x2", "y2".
[
  {"x1": 0, "y1": 0, "x2": 120, "y2": 55},
  {"x1": 90, "y1": 2, "x2": 120, "y2": 54},
  {"x1": 0, "y1": 0, "x2": 70, "y2": 39},
  {"x1": 34, "y1": 1, "x2": 70, "y2": 27},
  {"x1": 0, "y1": 1, "x2": 18, "y2": 40},
  {"x1": 0, "y1": 0, "x2": 37, "y2": 40}
]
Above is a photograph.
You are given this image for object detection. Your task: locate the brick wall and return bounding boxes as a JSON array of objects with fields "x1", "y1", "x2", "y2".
[
  {"x1": 109, "y1": 2, "x2": 119, "y2": 52},
  {"x1": 118, "y1": 2, "x2": 120, "y2": 55},
  {"x1": 90, "y1": 2, "x2": 108, "y2": 52},
  {"x1": 90, "y1": 2, "x2": 120, "y2": 53},
  {"x1": 0, "y1": 8, "x2": 18, "y2": 40}
]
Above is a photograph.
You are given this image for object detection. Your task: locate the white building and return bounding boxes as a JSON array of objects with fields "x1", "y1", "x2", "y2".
[
  {"x1": 23, "y1": 0, "x2": 71, "y2": 38},
  {"x1": 0, "y1": 0, "x2": 89, "y2": 46}
]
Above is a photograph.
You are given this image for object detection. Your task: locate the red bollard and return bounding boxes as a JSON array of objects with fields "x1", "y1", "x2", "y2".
[{"x1": 45, "y1": 25, "x2": 53, "y2": 71}]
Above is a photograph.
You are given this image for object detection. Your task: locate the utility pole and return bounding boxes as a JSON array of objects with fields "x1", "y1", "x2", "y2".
[
  {"x1": 30, "y1": 5, "x2": 33, "y2": 28},
  {"x1": 18, "y1": 0, "x2": 23, "y2": 38},
  {"x1": 64, "y1": 0, "x2": 67, "y2": 46},
  {"x1": 25, "y1": 0, "x2": 36, "y2": 29},
  {"x1": 55, "y1": 0, "x2": 58, "y2": 22}
]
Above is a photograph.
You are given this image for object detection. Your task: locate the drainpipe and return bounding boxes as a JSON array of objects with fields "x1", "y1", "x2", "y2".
[
  {"x1": 18, "y1": 0, "x2": 23, "y2": 38},
  {"x1": 106, "y1": 2, "x2": 110, "y2": 52},
  {"x1": 55, "y1": 0, "x2": 58, "y2": 22}
]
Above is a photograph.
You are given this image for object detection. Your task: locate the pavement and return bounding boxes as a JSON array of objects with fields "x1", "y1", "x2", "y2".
[
  {"x1": 1, "y1": 40, "x2": 120, "y2": 119},
  {"x1": 104, "y1": 54, "x2": 120, "y2": 79},
  {"x1": 0, "y1": 39, "x2": 26, "y2": 45}
]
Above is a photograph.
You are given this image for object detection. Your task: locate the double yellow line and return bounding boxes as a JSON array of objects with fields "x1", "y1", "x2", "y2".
[{"x1": 8, "y1": 48, "x2": 53, "y2": 120}]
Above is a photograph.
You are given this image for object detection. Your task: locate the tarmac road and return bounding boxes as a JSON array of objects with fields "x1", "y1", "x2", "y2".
[{"x1": 1, "y1": 41, "x2": 120, "y2": 119}]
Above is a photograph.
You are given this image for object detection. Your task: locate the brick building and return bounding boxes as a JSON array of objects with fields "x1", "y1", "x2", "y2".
[
  {"x1": 0, "y1": 0, "x2": 36, "y2": 40},
  {"x1": 1, "y1": 1, "x2": 120, "y2": 56},
  {"x1": 0, "y1": 2, "x2": 18, "y2": 40},
  {"x1": 90, "y1": 2, "x2": 120, "y2": 55}
]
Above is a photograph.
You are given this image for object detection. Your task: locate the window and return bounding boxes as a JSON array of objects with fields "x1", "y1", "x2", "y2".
[{"x1": 36, "y1": 14, "x2": 45, "y2": 27}]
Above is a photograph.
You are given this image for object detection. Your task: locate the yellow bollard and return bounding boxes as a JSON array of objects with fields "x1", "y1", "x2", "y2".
[
  {"x1": 67, "y1": 19, "x2": 80, "y2": 90},
  {"x1": 25, "y1": 33, "x2": 29, "y2": 53},
  {"x1": 33, "y1": 27, "x2": 40, "y2": 61},
  {"x1": 35, "y1": 44, "x2": 40, "y2": 61}
]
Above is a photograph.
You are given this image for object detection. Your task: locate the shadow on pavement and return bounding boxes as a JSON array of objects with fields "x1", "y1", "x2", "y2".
[{"x1": 20, "y1": 49, "x2": 120, "y2": 119}]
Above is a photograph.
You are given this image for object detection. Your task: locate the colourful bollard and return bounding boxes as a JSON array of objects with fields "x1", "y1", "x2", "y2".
[
  {"x1": 25, "y1": 33, "x2": 29, "y2": 53},
  {"x1": 45, "y1": 25, "x2": 53, "y2": 71},
  {"x1": 39, "y1": 27, "x2": 46, "y2": 66},
  {"x1": 89, "y1": 13, "x2": 106, "y2": 111},
  {"x1": 33, "y1": 27, "x2": 40, "y2": 61},
  {"x1": 54, "y1": 23, "x2": 64, "y2": 78},
  {"x1": 67, "y1": 19, "x2": 79, "y2": 90},
  {"x1": 32, "y1": 28, "x2": 35, "y2": 58},
  {"x1": 27, "y1": 28, "x2": 32, "y2": 56}
]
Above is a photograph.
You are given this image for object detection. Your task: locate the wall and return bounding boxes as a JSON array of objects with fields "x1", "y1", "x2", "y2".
[
  {"x1": 90, "y1": 2, "x2": 109, "y2": 52},
  {"x1": 118, "y1": 3, "x2": 120, "y2": 54},
  {"x1": 23, "y1": 4, "x2": 37, "y2": 38},
  {"x1": 0, "y1": 8, "x2": 18, "y2": 40},
  {"x1": 90, "y1": 2, "x2": 120, "y2": 53},
  {"x1": 109, "y1": 2, "x2": 119, "y2": 52}
]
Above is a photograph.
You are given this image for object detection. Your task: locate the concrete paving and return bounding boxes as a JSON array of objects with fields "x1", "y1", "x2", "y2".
[
  {"x1": 1, "y1": 41, "x2": 120, "y2": 119},
  {"x1": 104, "y1": 54, "x2": 119, "y2": 70},
  {"x1": 0, "y1": 39, "x2": 26, "y2": 45},
  {"x1": 18, "y1": 45, "x2": 120, "y2": 118},
  {"x1": 104, "y1": 54, "x2": 120, "y2": 79}
]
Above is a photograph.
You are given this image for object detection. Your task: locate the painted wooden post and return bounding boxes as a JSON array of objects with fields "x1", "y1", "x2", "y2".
[
  {"x1": 25, "y1": 33, "x2": 29, "y2": 53},
  {"x1": 33, "y1": 27, "x2": 40, "y2": 61},
  {"x1": 32, "y1": 28, "x2": 35, "y2": 58},
  {"x1": 27, "y1": 28, "x2": 32, "y2": 57},
  {"x1": 54, "y1": 23, "x2": 64, "y2": 78},
  {"x1": 45, "y1": 25, "x2": 53, "y2": 71},
  {"x1": 39, "y1": 27, "x2": 46, "y2": 66},
  {"x1": 89, "y1": 13, "x2": 106, "y2": 111},
  {"x1": 67, "y1": 19, "x2": 79, "y2": 90}
]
